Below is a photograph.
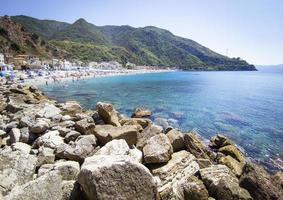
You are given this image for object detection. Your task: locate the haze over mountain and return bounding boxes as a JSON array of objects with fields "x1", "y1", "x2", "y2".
[{"x1": 1, "y1": 15, "x2": 256, "y2": 70}]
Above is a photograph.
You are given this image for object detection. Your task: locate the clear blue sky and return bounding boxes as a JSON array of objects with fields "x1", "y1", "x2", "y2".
[{"x1": 1, "y1": 0, "x2": 282, "y2": 65}]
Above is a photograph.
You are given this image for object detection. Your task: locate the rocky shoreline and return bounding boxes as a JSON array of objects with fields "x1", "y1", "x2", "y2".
[{"x1": 0, "y1": 83, "x2": 282, "y2": 200}]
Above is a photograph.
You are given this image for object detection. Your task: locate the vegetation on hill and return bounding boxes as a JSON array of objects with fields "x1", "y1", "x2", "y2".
[{"x1": 7, "y1": 15, "x2": 256, "y2": 70}]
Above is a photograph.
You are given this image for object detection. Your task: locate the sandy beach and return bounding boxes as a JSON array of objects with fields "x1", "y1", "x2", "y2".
[{"x1": 0, "y1": 68, "x2": 174, "y2": 86}]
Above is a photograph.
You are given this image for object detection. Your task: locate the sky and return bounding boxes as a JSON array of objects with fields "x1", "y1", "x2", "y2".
[{"x1": 0, "y1": 0, "x2": 282, "y2": 65}]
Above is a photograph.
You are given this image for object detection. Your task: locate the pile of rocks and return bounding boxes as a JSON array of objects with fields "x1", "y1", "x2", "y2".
[{"x1": 0, "y1": 84, "x2": 282, "y2": 200}]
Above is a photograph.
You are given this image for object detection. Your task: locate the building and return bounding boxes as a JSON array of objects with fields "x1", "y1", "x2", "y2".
[
  {"x1": 0, "y1": 53, "x2": 5, "y2": 65},
  {"x1": 13, "y1": 55, "x2": 28, "y2": 69}
]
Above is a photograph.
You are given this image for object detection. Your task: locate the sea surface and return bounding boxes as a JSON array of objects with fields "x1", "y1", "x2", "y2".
[{"x1": 41, "y1": 67, "x2": 283, "y2": 171}]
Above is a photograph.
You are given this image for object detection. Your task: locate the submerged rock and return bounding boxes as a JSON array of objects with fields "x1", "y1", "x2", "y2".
[
  {"x1": 78, "y1": 155, "x2": 157, "y2": 200},
  {"x1": 132, "y1": 107, "x2": 152, "y2": 118}
]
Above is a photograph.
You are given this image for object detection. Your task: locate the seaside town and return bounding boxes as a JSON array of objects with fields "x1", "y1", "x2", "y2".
[{"x1": 0, "y1": 52, "x2": 171, "y2": 85}]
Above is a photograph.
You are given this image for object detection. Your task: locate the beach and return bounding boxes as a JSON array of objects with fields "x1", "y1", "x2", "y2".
[{"x1": 0, "y1": 68, "x2": 174, "y2": 86}]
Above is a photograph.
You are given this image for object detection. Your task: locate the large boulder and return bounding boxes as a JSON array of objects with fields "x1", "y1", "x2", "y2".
[
  {"x1": 240, "y1": 162, "x2": 283, "y2": 200},
  {"x1": 200, "y1": 165, "x2": 252, "y2": 200},
  {"x1": 210, "y1": 134, "x2": 233, "y2": 149},
  {"x1": 136, "y1": 124, "x2": 162, "y2": 150},
  {"x1": 96, "y1": 102, "x2": 121, "y2": 126},
  {"x1": 0, "y1": 147, "x2": 37, "y2": 196},
  {"x1": 219, "y1": 155, "x2": 244, "y2": 177},
  {"x1": 95, "y1": 139, "x2": 130, "y2": 156},
  {"x1": 53, "y1": 161, "x2": 80, "y2": 181},
  {"x1": 55, "y1": 135, "x2": 97, "y2": 163},
  {"x1": 4, "y1": 171, "x2": 63, "y2": 200},
  {"x1": 120, "y1": 118, "x2": 152, "y2": 129},
  {"x1": 78, "y1": 155, "x2": 157, "y2": 200},
  {"x1": 166, "y1": 129, "x2": 186, "y2": 152},
  {"x1": 218, "y1": 144, "x2": 246, "y2": 163},
  {"x1": 75, "y1": 118, "x2": 95, "y2": 135},
  {"x1": 35, "y1": 130, "x2": 64, "y2": 149},
  {"x1": 143, "y1": 134, "x2": 173, "y2": 164},
  {"x1": 61, "y1": 101, "x2": 82, "y2": 116},
  {"x1": 9, "y1": 128, "x2": 21, "y2": 144},
  {"x1": 184, "y1": 133, "x2": 214, "y2": 160},
  {"x1": 36, "y1": 103, "x2": 61, "y2": 119},
  {"x1": 183, "y1": 176, "x2": 210, "y2": 200},
  {"x1": 30, "y1": 119, "x2": 49, "y2": 134},
  {"x1": 131, "y1": 107, "x2": 152, "y2": 118},
  {"x1": 93, "y1": 125, "x2": 138, "y2": 146},
  {"x1": 37, "y1": 147, "x2": 55, "y2": 167},
  {"x1": 11, "y1": 142, "x2": 31, "y2": 154},
  {"x1": 151, "y1": 150, "x2": 200, "y2": 199}
]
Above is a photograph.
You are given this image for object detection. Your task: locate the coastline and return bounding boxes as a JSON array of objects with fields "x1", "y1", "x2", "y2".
[
  {"x1": 19, "y1": 69, "x2": 175, "y2": 87},
  {"x1": 0, "y1": 82, "x2": 282, "y2": 199}
]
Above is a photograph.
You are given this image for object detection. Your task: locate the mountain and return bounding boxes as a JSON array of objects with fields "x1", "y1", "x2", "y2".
[
  {"x1": 7, "y1": 15, "x2": 256, "y2": 70},
  {"x1": 0, "y1": 16, "x2": 65, "y2": 58}
]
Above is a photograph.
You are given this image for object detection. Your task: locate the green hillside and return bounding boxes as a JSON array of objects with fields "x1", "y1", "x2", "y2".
[{"x1": 9, "y1": 15, "x2": 256, "y2": 70}]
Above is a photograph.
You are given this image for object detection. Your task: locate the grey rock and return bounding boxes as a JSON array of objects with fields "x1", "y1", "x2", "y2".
[
  {"x1": 75, "y1": 118, "x2": 95, "y2": 135},
  {"x1": 9, "y1": 128, "x2": 21, "y2": 143},
  {"x1": 136, "y1": 124, "x2": 163, "y2": 150},
  {"x1": 4, "y1": 171, "x2": 63, "y2": 200},
  {"x1": 94, "y1": 124, "x2": 138, "y2": 146},
  {"x1": 166, "y1": 129, "x2": 186, "y2": 152},
  {"x1": 143, "y1": 134, "x2": 173, "y2": 164},
  {"x1": 78, "y1": 155, "x2": 157, "y2": 200},
  {"x1": 54, "y1": 160, "x2": 80, "y2": 181},
  {"x1": 37, "y1": 147, "x2": 55, "y2": 167},
  {"x1": 56, "y1": 135, "x2": 97, "y2": 163},
  {"x1": 64, "y1": 130, "x2": 81, "y2": 143},
  {"x1": 0, "y1": 147, "x2": 37, "y2": 196},
  {"x1": 95, "y1": 139, "x2": 130, "y2": 156},
  {"x1": 30, "y1": 119, "x2": 49, "y2": 134},
  {"x1": 61, "y1": 101, "x2": 82, "y2": 116},
  {"x1": 131, "y1": 107, "x2": 152, "y2": 118},
  {"x1": 36, "y1": 103, "x2": 61, "y2": 119},
  {"x1": 35, "y1": 130, "x2": 64, "y2": 149},
  {"x1": 11, "y1": 142, "x2": 31, "y2": 154}
]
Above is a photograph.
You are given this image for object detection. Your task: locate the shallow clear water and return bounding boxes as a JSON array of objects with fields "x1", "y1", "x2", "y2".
[{"x1": 41, "y1": 68, "x2": 283, "y2": 171}]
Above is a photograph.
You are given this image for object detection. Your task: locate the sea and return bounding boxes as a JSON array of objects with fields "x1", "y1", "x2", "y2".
[{"x1": 41, "y1": 66, "x2": 283, "y2": 172}]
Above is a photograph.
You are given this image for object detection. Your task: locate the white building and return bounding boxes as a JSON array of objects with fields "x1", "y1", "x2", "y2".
[{"x1": 0, "y1": 53, "x2": 5, "y2": 65}]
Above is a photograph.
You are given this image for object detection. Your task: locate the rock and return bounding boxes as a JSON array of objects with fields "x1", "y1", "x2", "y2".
[
  {"x1": 61, "y1": 101, "x2": 82, "y2": 116},
  {"x1": 20, "y1": 127, "x2": 37, "y2": 144},
  {"x1": 64, "y1": 130, "x2": 81, "y2": 143},
  {"x1": 271, "y1": 172, "x2": 283, "y2": 190},
  {"x1": 78, "y1": 155, "x2": 157, "y2": 200},
  {"x1": 38, "y1": 164, "x2": 54, "y2": 177},
  {"x1": 95, "y1": 139, "x2": 130, "y2": 156},
  {"x1": 131, "y1": 107, "x2": 152, "y2": 118},
  {"x1": 5, "y1": 121, "x2": 19, "y2": 133},
  {"x1": 184, "y1": 133, "x2": 213, "y2": 160},
  {"x1": 11, "y1": 142, "x2": 31, "y2": 154},
  {"x1": 4, "y1": 171, "x2": 63, "y2": 200},
  {"x1": 30, "y1": 119, "x2": 49, "y2": 134},
  {"x1": 55, "y1": 135, "x2": 97, "y2": 163},
  {"x1": 120, "y1": 118, "x2": 152, "y2": 129},
  {"x1": 136, "y1": 124, "x2": 163, "y2": 150},
  {"x1": 200, "y1": 165, "x2": 252, "y2": 200},
  {"x1": 37, "y1": 103, "x2": 61, "y2": 119},
  {"x1": 52, "y1": 114, "x2": 62, "y2": 123},
  {"x1": 210, "y1": 134, "x2": 233, "y2": 149},
  {"x1": 57, "y1": 127, "x2": 71, "y2": 137},
  {"x1": 61, "y1": 180, "x2": 85, "y2": 200},
  {"x1": 151, "y1": 151, "x2": 200, "y2": 199},
  {"x1": 19, "y1": 115, "x2": 35, "y2": 128},
  {"x1": 54, "y1": 160, "x2": 80, "y2": 181},
  {"x1": 155, "y1": 117, "x2": 169, "y2": 130},
  {"x1": 0, "y1": 100, "x2": 7, "y2": 112},
  {"x1": 219, "y1": 144, "x2": 246, "y2": 163},
  {"x1": 240, "y1": 162, "x2": 283, "y2": 200},
  {"x1": 37, "y1": 147, "x2": 55, "y2": 167},
  {"x1": 35, "y1": 130, "x2": 64, "y2": 149},
  {"x1": 60, "y1": 120, "x2": 76, "y2": 128},
  {"x1": 0, "y1": 147, "x2": 37, "y2": 196},
  {"x1": 219, "y1": 155, "x2": 244, "y2": 177},
  {"x1": 75, "y1": 118, "x2": 95, "y2": 135},
  {"x1": 166, "y1": 129, "x2": 186, "y2": 152},
  {"x1": 197, "y1": 158, "x2": 213, "y2": 168},
  {"x1": 183, "y1": 176, "x2": 210, "y2": 200},
  {"x1": 93, "y1": 125, "x2": 138, "y2": 146},
  {"x1": 9, "y1": 128, "x2": 21, "y2": 143},
  {"x1": 96, "y1": 102, "x2": 121, "y2": 126},
  {"x1": 61, "y1": 115, "x2": 72, "y2": 121},
  {"x1": 129, "y1": 147, "x2": 143, "y2": 163},
  {"x1": 143, "y1": 134, "x2": 173, "y2": 164}
]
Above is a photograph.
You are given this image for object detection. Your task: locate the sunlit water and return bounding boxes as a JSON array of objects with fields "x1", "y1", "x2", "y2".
[{"x1": 41, "y1": 67, "x2": 283, "y2": 171}]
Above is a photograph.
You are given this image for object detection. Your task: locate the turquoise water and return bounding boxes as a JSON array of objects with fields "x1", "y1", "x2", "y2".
[{"x1": 41, "y1": 68, "x2": 283, "y2": 171}]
